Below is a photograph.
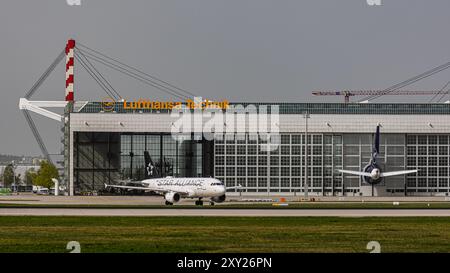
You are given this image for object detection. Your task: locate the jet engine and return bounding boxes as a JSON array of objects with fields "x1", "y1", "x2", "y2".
[
  {"x1": 211, "y1": 194, "x2": 226, "y2": 203},
  {"x1": 165, "y1": 192, "x2": 181, "y2": 203}
]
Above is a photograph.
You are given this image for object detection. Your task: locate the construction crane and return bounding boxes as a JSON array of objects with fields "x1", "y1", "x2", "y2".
[{"x1": 312, "y1": 90, "x2": 449, "y2": 103}]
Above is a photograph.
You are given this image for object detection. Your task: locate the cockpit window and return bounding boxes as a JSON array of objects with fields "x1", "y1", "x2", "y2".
[{"x1": 211, "y1": 182, "x2": 224, "y2": 186}]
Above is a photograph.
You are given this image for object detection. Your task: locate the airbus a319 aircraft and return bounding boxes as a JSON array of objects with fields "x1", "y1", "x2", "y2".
[
  {"x1": 338, "y1": 125, "x2": 418, "y2": 184},
  {"x1": 105, "y1": 151, "x2": 240, "y2": 205}
]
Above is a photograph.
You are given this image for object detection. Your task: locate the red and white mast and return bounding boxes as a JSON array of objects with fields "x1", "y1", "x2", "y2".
[{"x1": 65, "y1": 39, "x2": 75, "y2": 102}]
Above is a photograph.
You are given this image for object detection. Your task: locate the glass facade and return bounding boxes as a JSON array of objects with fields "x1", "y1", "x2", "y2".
[
  {"x1": 72, "y1": 131, "x2": 450, "y2": 196},
  {"x1": 73, "y1": 132, "x2": 211, "y2": 195},
  {"x1": 214, "y1": 133, "x2": 450, "y2": 195}
]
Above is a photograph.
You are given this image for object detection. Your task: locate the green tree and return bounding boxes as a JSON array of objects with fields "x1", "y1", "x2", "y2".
[
  {"x1": 24, "y1": 168, "x2": 37, "y2": 186},
  {"x1": 33, "y1": 161, "x2": 59, "y2": 189},
  {"x1": 2, "y1": 164, "x2": 14, "y2": 188}
]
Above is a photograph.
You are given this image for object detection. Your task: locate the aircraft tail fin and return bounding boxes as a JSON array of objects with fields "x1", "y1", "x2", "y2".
[
  {"x1": 144, "y1": 151, "x2": 158, "y2": 179},
  {"x1": 372, "y1": 125, "x2": 380, "y2": 161}
]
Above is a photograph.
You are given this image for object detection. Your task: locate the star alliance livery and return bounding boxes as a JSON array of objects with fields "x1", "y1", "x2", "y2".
[
  {"x1": 338, "y1": 125, "x2": 418, "y2": 184},
  {"x1": 105, "y1": 151, "x2": 240, "y2": 205}
]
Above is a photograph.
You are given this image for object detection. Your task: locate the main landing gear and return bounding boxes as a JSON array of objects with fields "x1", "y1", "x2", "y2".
[
  {"x1": 165, "y1": 201, "x2": 173, "y2": 206},
  {"x1": 195, "y1": 198, "x2": 203, "y2": 206}
]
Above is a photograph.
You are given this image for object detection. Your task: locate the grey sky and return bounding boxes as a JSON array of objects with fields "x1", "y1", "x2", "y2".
[{"x1": 0, "y1": 0, "x2": 449, "y2": 156}]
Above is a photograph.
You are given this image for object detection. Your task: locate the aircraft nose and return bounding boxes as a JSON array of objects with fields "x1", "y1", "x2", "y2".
[{"x1": 219, "y1": 186, "x2": 226, "y2": 195}]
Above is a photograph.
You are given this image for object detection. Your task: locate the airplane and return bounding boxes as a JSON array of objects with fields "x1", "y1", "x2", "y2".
[
  {"x1": 338, "y1": 125, "x2": 418, "y2": 184},
  {"x1": 105, "y1": 151, "x2": 241, "y2": 205}
]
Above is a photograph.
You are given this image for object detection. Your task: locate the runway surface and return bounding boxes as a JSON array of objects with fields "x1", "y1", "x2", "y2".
[{"x1": 1, "y1": 208, "x2": 450, "y2": 217}]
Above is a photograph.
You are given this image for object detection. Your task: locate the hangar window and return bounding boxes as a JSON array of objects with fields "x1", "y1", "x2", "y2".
[
  {"x1": 258, "y1": 178, "x2": 267, "y2": 188},
  {"x1": 428, "y1": 146, "x2": 437, "y2": 155},
  {"x1": 270, "y1": 156, "x2": 280, "y2": 166},
  {"x1": 237, "y1": 145, "x2": 246, "y2": 155},
  {"x1": 281, "y1": 135, "x2": 290, "y2": 144},
  {"x1": 439, "y1": 157, "x2": 448, "y2": 165},
  {"x1": 292, "y1": 146, "x2": 301, "y2": 155},
  {"x1": 418, "y1": 146, "x2": 427, "y2": 155},
  {"x1": 313, "y1": 135, "x2": 322, "y2": 145},
  {"x1": 407, "y1": 146, "x2": 416, "y2": 155},
  {"x1": 439, "y1": 135, "x2": 448, "y2": 145},
  {"x1": 237, "y1": 167, "x2": 246, "y2": 176},
  {"x1": 237, "y1": 156, "x2": 246, "y2": 165},
  {"x1": 281, "y1": 178, "x2": 290, "y2": 187},
  {"x1": 226, "y1": 167, "x2": 235, "y2": 176},
  {"x1": 226, "y1": 156, "x2": 236, "y2": 165},
  {"x1": 281, "y1": 156, "x2": 290, "y2": 165},
  {"x1": 313, "y1": 178, "x2": 322, "y2": 187},
  {"x1": 439, "y1": 178, "x2": 448, "y2": 188},
  {"x1": 248, "y1": 156, "x2": 257, "y2": 166},
  {"x1": 281, "y1": 146, "x2": 290, "y2": 155},
  {"x1": 248, "y1": 145, "x2": 257, "y2": 155},
  {"x1": 292, "y1": 167, "x2": 301, "y2": 176},
  {"x1": 270, "y1": 167, "x2": 279, "y2": 176},
  {"x1": 258, "y1": 167, "x2": 267, "y2": 176},
  {"x1": 291, "y1": 156, "x2": 301, "y2": 166},
  {"x1": 292, "y1": 178, "x2": 301, "y2": 187},
  {"x1": 439, "y1": 146, "x2": 448, "y2": 155},
  {"x1": 258, "y1": 156, "x2": 267, "y2": 165},
  {"x1": 439, "y1": 168, "x2": 448, "y2": 177},
  {"x1": 215, "y1": 156, "x2": 224, "y2": 165},
  {"x1": 247, "y1": 178, "x2": 257, "y2": 187},
  {"x1": 292, "y1": 135, "x2": 302, "y2": 144},
  {"x1": 247, "y1": 167, "x2": 256, "y2": 176},
  {"x1": 407, "y1": 157, "x2": 417, "y2": 166},
  {"x1": 429, "y1": 178, "x2": 437, "y2": 188},
  {"x1": 407, "y1": 178, "x2": 417, "y2": 188},
  {"x1": 418, "y1": 135, "x2": 427, "y2": 145},
  {"x1": 281, "y1": 167, "x2": 290, "y2": 176},
  {"x1": 407, "y1": 135, "x2": 417, "y2": 145},
  {"x1": 215, "y1": 167, "x2": 224, "y2": 176},
  {"x1": 313, "y1": 167, "x2": 322, "y2": 176},
  {"x1": 226, "y1": 145, "x2": 236, "y2": 155},
  {"x1": 429, "y1": 136, "x2": 438, "y2": 145},
  {"x1": 215, "y1": 146, "x2": 224, "y2": 155}
]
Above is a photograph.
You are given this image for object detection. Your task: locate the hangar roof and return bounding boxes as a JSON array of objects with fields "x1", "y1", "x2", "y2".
[{"x1": 77, "y1": 102, "x2": 450, "y2": 115}]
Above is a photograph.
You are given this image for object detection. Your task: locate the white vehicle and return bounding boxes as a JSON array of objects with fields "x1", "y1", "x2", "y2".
[
  {"x1": 105, "y1": 151, "x2": 240, "y2": 205},
  {"x1": 338, "y1": 125, "x2": 418, "y2": 183},
  {"x1": 37, "y1": 187, "x2": 49, "y2": 195}
]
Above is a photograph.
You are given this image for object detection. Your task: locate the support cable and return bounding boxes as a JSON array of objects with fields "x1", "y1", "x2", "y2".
[
  {"x1": 77, "y1": 48, "x2": 188, "y2": 100},
  {"x1": 429, "y1": 81, "x2": 450, "y2": 103},
  {"x1": 74, "y1": 52, "x2": 119, "y2": 101},
  {"x1": 360, "y1": 61, "x2": 450, "y2": 102},
  {"x1": 76, "y1": 48, "x2": 123, "y2": 100},
  {"x1": 77, "y1": 42, "x2": 197, "y2": 97}
]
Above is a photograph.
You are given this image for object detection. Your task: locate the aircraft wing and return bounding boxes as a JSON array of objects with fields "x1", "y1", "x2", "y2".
[
  {"x1": 338, "y1": 170, "x2": 372, "y2": 177},
  {"x1": 380, "y1": 170, "x2": 418, "y2": 177},
  {"x1": 104, "y1": 184, "x2": 151, "y2": 191},
  {"x1": 104, "y1": 184, "x2": 191, "y2": 196}
]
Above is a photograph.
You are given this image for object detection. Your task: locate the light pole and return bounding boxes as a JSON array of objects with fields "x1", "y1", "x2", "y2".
[
  {"x1": 303, "y1": 111, "x2": 310, "y2": 198},
  {"x1": 11, "y1": 160, "x2": 16, "y2": 193}
]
